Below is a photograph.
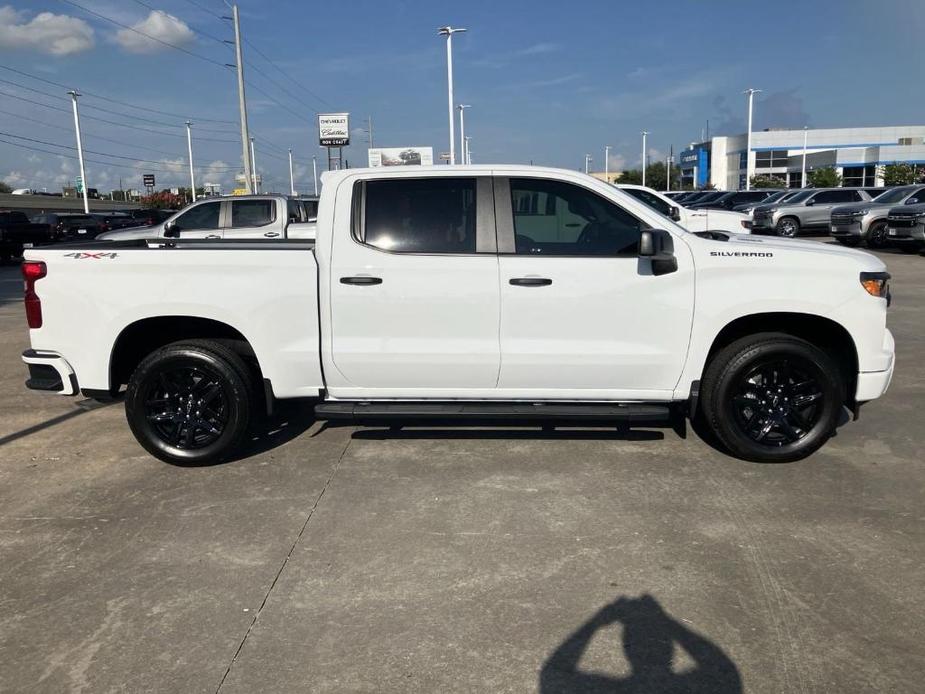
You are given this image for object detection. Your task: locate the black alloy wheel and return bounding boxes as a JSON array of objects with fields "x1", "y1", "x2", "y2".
[
  {"x1": 776, "y1": 217, "x2": 800, "y2": 238},
  {"x1": 866, "y1": 221, "x2": 888, "y2": 249},
  {"x1": 144, "y1": 366, "x2": 229, "y2": 450}
]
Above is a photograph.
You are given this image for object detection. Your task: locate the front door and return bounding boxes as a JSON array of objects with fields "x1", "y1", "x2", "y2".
[
  {"x1": 165, "y1": 199, "x2": 223, "y2": 239},
  {"x1": 326, "y1": 175, "x2": 500, "y2": 397},
  {"x1": 495, "y1": 176, "x2": 695, "y2": 400}
]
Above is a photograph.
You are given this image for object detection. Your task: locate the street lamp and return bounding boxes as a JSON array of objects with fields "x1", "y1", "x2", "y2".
[
  {"x1": 464, "y1": 136, "x2": 472, "y2": 165},
  {"x1": 438, "y1": 26, "x2": 467, "y2": 165},
  {"x1": 584, "y1": 154, "x2": 592, "y2": 174},
  {"x1": 67, "y1": 90, "x2": 89, "y2": 214},
  {"x1": 604, "y1": 144, "x2": 611, "y2": 180},
  {"x1": 743, "y1": 88, "x2": 761, "y2": 190},
  {"x1": 801, "y1": 125, "x2": 808, "y2": 188},
  {"x1": 457, "y1": 104, "x2": 471, "y2": 165},
  {"x1": 641, "y1": 131, "x2": 649, "y2": 187}
]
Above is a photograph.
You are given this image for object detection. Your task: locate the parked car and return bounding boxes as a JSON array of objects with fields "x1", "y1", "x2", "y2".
[
  {"x1": 751, "y1": 188, "x2": 874, "y2": 237},
  {"x1": 830, "y1": 185, "x2": 925, "y2": 248},
  {"x1": 91, "y1": 213, "x2": 139, "y2": 233},
  {"x1": 617, "y1": 185, "x2": 750, "y2": 234},
  {"x1": 98, "y1": 195, "x2": 316, "y2": 241},
  {"x1": 661, "y1": 191, "x2": 687, "y2": 201},
  {"x1": 885, "y1": 203, "x2": 925, "y2": 253},
  {"x1": 0, "y1": 210, "x2": 53, "y2": 263},
  {"x1": 123, "y1": 208, "x2": 175, "y2": 227},
  {"x1": 20, "y1": 165, "x2": 893, "y2": 465},
  {"x1": 680, "y1": 191, "x2": 726, "y2": 207},
  {"x1": 29, "y1": 213, "x2": 102, "y2": 241},
  {"x1": 732, "y1": 189, "x2": 802, "y2": 214},
  {"x1": 688, "y1": 190, "x2": 776, "y2": 211}
]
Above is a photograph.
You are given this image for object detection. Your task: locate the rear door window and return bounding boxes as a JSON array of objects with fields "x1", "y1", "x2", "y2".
[{"x1": 231, "y1": 200, "x2": 276, "y2": 228}]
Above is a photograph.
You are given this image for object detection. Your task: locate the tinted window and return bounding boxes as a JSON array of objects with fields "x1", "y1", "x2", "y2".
[
  {"x1": 815, "y1": 190, "x2": 857, "y2": 203},
  {"x1": 231, "y1": 200, "x2": 275, "y2": 227},
  {"x1": 361, "y1": 178, "x2": 476, "y2": 253},
  {"x1": 510, "y1": 178, "x2": 643, "y2": 257},
  {"x1": 286, "y1": 199, "x2": 303, "y2": 223},
  {"x1": 303, "y1": 200, "x2": 319, "y2": 218},
  {"x1": 175, "y1": 201, "x2": 220, "y2": 230},
  {"x1": 622, "y1": 188, "x2": 672, "y2": 216}
]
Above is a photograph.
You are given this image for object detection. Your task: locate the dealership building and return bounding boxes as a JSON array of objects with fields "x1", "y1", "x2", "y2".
[{"x1": 679, "y1": 125, "x2": 925, "y2": 190}]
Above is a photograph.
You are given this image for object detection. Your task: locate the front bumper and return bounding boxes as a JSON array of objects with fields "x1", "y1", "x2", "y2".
[
  {"x1": 829, "y1": 220, "x2": 863, "y2": 239},
  {"x1": 22, "y1": 349, "x2": 78, "y2": 395},
  {"x1": 855, "y1": 329, "x2": 895, "y2": 402},
  {"x1": 887, "y1": 221, "x2": 925, "y2": 242}
]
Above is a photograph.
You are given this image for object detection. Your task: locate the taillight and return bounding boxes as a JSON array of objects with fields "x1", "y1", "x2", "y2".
[{"x1": 22, "y1": 260, "x2": 46, "y2": 329}]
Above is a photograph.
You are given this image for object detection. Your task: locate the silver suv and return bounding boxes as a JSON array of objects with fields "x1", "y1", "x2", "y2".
[
  {"x1": 886, "y1": 202, "x2": 925, "y2": 253},
  {"x1": 751, "y1": 188, "x2": 873, "y2": 237},
  {"x1": 830, "y1": 185, "x2": 925, "y2": 248}
]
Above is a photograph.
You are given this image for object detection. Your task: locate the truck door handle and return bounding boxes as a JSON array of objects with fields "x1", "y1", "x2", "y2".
[
  {"x1": 340, "y1": 276, "x2": 383, "y2": 286},
  {"x1": 263, "y1": 231, "x2": 280, "y2": 237},
  {"x1": 205, "y1": 234, "x2": 220, "y2": 239},
  {"x1": 509, "y1": 277, "x2": 552, "y2": 287}
]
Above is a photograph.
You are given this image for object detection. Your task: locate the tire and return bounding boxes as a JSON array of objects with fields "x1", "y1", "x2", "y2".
[
  {"x1": 836, "y1": 237, "x2": 860, "y2": 247},
  {"x1": 700, "y1": 333, "x2": 844, "y2": 463},
  {"x1": 866, "y1": 221, "x2": 888, "y2": 249},
  {"x1": 775, "y1": 217, "x2": 800, "y2": 238},
  {"x1": 125, "y1": 340, "x2": 255, "y2": 465}
]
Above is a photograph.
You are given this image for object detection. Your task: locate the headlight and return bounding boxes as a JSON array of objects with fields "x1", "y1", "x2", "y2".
[
  {"x1": 860, "y1": 271, "x2": 891, "y2": 302},
  {"x1": 851, "y1": 209, "x2": 870, "y2": 216}
]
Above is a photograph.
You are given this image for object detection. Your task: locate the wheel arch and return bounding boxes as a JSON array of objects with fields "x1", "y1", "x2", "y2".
[
  {"x1": 702, "y1": 312, "x2": 859, "y2": 403},
  {"x1": 109, "y1": 316, "x2": 262, "y2": 394}
]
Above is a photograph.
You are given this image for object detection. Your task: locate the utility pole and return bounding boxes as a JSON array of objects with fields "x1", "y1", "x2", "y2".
[
  {"x1": 584, "y1": 154, "x2": 592, "y2": 174},
  {"x1": 464, "y1": 136, "x2": 471, "y2": 165},
  {"x1": 249, "y1": 137, "x2": 259, "y2": 193},
  {"x1": 743, "y1": 88, "x2": 761, "y2": 190},
  {"x1": 457, "y1": 104, "x2": 471, "y2": 164},
  {"x1": 185, "y1": 120, "x2": 196, "y2": 202},
  {"x1": 641, "y1": 131, "x2": 649, "y2": 188},
  {"x1": 438, "y1": 26, "x2": 466, "y2": 165},
  {"x1": 288, "y1": 148, "x2": 296, "y2": 195},
  {"x1": 604, "y1": 144, "x2": 611, "y2": 179},
  {"x1": 801, "y1": 125, "x2": 808, "y2": 188},
  {"x1": 312, "y1": 155, "x2": 318, "y2": 195},
  {"x1": 228, "y1": 3, "x2": 253, "y2": 193},
  {"x1": 67, "y1": 90, "x2": 89, "y2": 214},
  {"x1": 366, "y1": 115, "x2": 374, "y2": 148}
]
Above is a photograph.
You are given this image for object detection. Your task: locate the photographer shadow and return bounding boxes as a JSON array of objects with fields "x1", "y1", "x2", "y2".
[{"x1": 540, "y1": 594, "x2": 742, "y2": 694}]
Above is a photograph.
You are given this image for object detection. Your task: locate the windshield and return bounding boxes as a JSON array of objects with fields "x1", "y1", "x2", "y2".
[
  {"x1": 761, "y1": 190, "x2": 789, "y2": 203},
  {"x1": 871, "y1": 187, "x2": 913, "y2": 204},
  {"x1": 785, "y1": 190, "x2": 815, "y2": 203}
]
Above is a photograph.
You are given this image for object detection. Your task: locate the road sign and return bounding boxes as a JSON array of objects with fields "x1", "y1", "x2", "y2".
[
  {"x1": 75, "y1": 176, "x2": 83, "y2": 193},
  {"x1": 143, "y1": 174, "x2": 155, "y2": 187},
  {"x1": 439, "y1": 152, "x2": 451, "y2": 161}
]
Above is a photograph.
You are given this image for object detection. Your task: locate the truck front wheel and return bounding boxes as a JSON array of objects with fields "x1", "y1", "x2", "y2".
[
  {"x1": 125, "y1": 340, "x2": 254, "y2": 465},
  {"x1": 775, "y1": 217, "x2": 800, "y2": 238},
  {"x1": 700, "y1": 333, "x2": 844, "y2": 463}
]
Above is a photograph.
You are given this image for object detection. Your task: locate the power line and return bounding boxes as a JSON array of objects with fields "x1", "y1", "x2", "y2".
[
  {"x1": 241, "y1": 38, "x2": 335, "y2": 110},
  {"x1": 0, "y1": 64, "x2": 236, "y2": 124},
  {"x1": 129, "y1": 0, "x2": 230, "y2": 46},
  {"x1": 57, "y1": 0, "x2": 230, "y2": 69},
  {"x1": 181, "y1": 0, "x2": 224, "y2": 21}
]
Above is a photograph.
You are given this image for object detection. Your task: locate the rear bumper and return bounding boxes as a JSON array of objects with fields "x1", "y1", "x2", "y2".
[
  {"x1": 22, "y1": 349, "x2": 78, "y2": 395},
  {"x1": 855, "y1": 329, "x2": 895, "y2": 402}
]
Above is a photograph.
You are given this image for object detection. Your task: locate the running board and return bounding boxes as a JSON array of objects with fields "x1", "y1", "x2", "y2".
[{"x1": 314, "y1": 401, "x2": 673, "y2": 426}]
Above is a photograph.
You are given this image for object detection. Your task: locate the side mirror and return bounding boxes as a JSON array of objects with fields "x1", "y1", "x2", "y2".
[
  {"x1": 638, "y1": 229, "x2": 678, "y2": 276},
  {"x1": 669, "y1": 206, "x2": 681, "y2": 221},
  {"x1": 804, "y1": 198, "x2": 815, "y2": 206},
  {"x1": 163, "y1": 219, "x2": 180, "y2": 238},
  {"x1": 905, "y1": 198, "x2": 919, "y2": 205}
]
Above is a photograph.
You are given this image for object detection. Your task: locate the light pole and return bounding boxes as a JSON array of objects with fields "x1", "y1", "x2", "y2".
[
  {"x1": 457, "y1": 104, "x2": 471, "y2": 165},
  {"x1": 641, "y1": 131, "x2": 649, "y2": 187},
  {"x1": 464, "y1": 136, "x2": 471, "y2": 165},
  {"x1": 604, "y1": 144, "x2": 611, "y2": 180},
  {"x1": 185, "y1": 120, "x2": 196, "y2": 202},
  {"x1": 312, "y1": 155, "x2": 318, "y2": 195},
  {"x1": 249, "y1": 137, "x2": 258, "y2": 193},
  {"x1": 229, "y1": 3, "x2": 253, "y2": 194},
  {"x1": 743, "y1": 88, "x2": 761, "y2": 190},
  {"x1": 288, "y1": 148, "x2": 296, "y2": 195},
  {"x1": 66, "y1": 90, "x2": 89, "y2": 214},
  {"x1": 438, "y1": 26, "x2": 466, "y2": 165},
  {"x1": 801, "y1": 125, "x2": 808, "y2": 188},
  {"x1": 584, "y1": 154, "x2": 592, "y2": 174}
]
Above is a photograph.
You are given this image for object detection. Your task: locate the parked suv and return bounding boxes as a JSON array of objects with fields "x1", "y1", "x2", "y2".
[
  {"x1": 830, "y1": 185, "x2": 925, "y2": 248},
  {"x1": 688, "y1": 190, "x2": 775, "y2": 211},
  {"x1": 732, "y1": 189, "x2": 801, "y2": 214},
  {"x1": 751, "y1": 188, "x2": 873, "y2": 237},
  {"x1": 886, "y1": 203, "x2": 925, "y2": 253},
  {"x1": 30, "y1": 213, "x2": 103, "y2": 241}
]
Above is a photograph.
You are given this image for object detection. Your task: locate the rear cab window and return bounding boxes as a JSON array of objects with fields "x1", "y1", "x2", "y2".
[{"x1": 231, "y1": 199, "x2": 276, "y2": 228}]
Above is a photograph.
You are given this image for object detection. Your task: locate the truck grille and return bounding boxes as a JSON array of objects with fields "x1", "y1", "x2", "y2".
[
  {"x1": 753, "y1": 210, "x2": 772, "y2": 223},
  {"x1": 887, "y1": 214, "x2": 918, "y2": 228},
  {"x1": 830, "y1": 213, "x2": 856, "y2": 226}
]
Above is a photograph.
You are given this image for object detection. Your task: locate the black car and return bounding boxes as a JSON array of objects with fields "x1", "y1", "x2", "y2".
[
  {"x1": 31, "y1": 213, "x2": 103, "y2": 241},
  {"x1": 91, "y1": 213, "x2": 140, "y2": 233},
  {"x1": 688, "y1": 190, "x2": 776, "y2": 211},
  {"x1": 680, "y1": 191, "x2": 726, "y2": 207},
  {"x1": 124, "y1": 208, "x2": 175, "y2": 226}
]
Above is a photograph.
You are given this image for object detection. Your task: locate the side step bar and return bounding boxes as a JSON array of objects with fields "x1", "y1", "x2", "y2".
[{"x1": 314, "y1": 401, "x2": 673, "y2": 426}]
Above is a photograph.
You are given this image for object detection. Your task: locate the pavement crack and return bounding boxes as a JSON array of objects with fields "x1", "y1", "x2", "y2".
[{"x1": 213, "y1": 436, "x2": 352, "y2": 693}]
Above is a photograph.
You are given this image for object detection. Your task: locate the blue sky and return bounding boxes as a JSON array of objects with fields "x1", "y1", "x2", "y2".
[{"x1": 1, "y1": 0, "x2": 924, "y2": 192}]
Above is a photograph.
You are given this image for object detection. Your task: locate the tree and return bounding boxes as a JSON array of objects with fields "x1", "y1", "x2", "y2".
[
  {"x1": 617, "y1": 162, "x2": 680, "y2": 190},
  {"x1": 808, "y1": 167, "x2": 841, "y2": 188},
  {"x1": 140, "y1": 190, "x2": 185, "y2": 209},
  {"x1": 618, "y1": 169, "x2": 643, "y2": 185},
  {"x1": 749, "y1": 174, "x2": 786, "y2": 189},
  {"x1": 0, "y1": 181, "x2": 12, "y2": 194},
  {"x1": 880, "y1": 162, "x2": 924, "y2": 186}
]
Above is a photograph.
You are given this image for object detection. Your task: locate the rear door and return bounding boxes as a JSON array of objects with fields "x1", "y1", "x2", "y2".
[
  {"x1": 225, "y1": 198, "x2": 279, "y2": 239},
  {"x1": 495, "y1": 175, "x2": 695, "y2": 399},
  {"x1": 807, "y1": 190, "x2": 861, "y2": 226},
  {"x1": 326, "y1": 175, "x2": 500, "y2": 397}
]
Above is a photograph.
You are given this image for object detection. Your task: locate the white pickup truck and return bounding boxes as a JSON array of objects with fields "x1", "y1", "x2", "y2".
[{"x1": 20, "y1": 166, "x2": 894, "y2": 464}]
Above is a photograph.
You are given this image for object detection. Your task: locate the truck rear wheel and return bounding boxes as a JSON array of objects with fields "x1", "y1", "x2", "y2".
[
  {"x1": 700, "y1": 333, "x2": 844, "y2": 463},
  {"x1": 125, "y1": 340, "x2": 254, "y2": 465}
]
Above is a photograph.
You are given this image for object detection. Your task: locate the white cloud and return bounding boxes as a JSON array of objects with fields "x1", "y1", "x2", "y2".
[
  {"x1": 114, "y1": 10, "x2": 194, "y2": 54},
  {"x1": 0, "y1": 5, "x2": 95, "y2": 55},
  {"x1": 607, "y1": 152, "x2": 627, "y2": 172}
]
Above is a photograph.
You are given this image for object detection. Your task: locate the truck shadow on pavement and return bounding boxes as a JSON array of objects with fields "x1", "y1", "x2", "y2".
[
  {"x1": 0, "y1": 398, "x2": 114, "y2": 448},
  {"x1": 349, "y1": 428, "x2": 665, "y2": 442},
  {"x1": 540, "y1": 594, "x2": 742, "y2": 694}
]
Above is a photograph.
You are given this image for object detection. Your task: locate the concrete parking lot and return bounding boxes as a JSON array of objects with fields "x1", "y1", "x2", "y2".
[{"x1": 0, "y1": 247, "x2": 923, "y2": 693}]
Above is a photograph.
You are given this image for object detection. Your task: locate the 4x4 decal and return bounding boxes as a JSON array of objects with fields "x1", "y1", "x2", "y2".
[{"x1": 63, "y1": 252, "x2": 119, "y2": 259}]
